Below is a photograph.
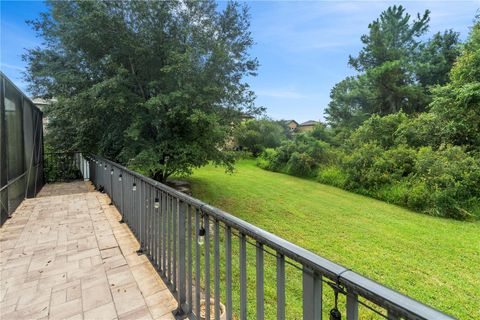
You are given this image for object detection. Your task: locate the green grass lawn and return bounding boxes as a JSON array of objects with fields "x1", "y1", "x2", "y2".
[{"x1": 185, "y1": 159, "x2": 480, "y2": 319}]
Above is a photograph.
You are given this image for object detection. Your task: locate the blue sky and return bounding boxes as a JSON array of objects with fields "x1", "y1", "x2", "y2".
[{"x1": 1, "y1": 1, "x2": 478, "y2": 122}]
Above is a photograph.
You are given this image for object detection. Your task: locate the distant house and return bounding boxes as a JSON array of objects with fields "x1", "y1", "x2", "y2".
[
  {"x1": 296, "y1": 120, "x2": 319, "y2": 132},
  {"x1": 285, "y1": 120, "x2": 299, "y2": 131}
]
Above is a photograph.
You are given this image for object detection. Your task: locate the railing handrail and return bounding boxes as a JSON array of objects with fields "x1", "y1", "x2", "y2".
[{"x1": 89, "y1": 154, "x2": 455, "y2": 320}]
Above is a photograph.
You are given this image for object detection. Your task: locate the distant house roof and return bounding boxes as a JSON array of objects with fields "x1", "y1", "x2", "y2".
[
  {"x1": 299, "y1": 120, "x2": 319, "y2": 126},
  {"x1": 285, "y1": 120, "x2": 299, "y2": 125}
]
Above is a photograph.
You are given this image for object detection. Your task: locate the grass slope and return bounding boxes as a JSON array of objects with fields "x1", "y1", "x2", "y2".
[{"x1": 185, "y1": 159, "x2": 480, "y2": 319}]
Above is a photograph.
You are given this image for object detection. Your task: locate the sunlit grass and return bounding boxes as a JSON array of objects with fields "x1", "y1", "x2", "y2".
[{"x1": 184, "y1": 159, "x2": 480, "y2": 319}]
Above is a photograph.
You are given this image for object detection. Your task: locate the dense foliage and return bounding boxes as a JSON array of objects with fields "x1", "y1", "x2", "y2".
[
  {"x1": 325, "y1": 5, "x2": 461, "y2": 132},
  {"x1": 25, "y1": 0, "x2": 261, "y2": 181},
  {"x1": 259, "y1": 10, "x2": 480, "y2": 220},
  {"x1": 233, "y1": 118, "x2": 286, "y2": 156}
]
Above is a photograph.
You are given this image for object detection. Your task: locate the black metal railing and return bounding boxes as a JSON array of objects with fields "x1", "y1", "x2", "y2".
[{"x1": 86, "y1": 154, "x2": 455, "y2": 320}]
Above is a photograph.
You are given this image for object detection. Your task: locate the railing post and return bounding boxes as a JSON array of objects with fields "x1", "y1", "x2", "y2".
[
  {"x1": 174, "y1": 199, "x2": 188, "y2": 318},
  {"x1": 302, "y1": 267, "x2": 322, "y2": 320},
  {"x1": 346, "y1": 291, "x2": 359, "y2": 320}
]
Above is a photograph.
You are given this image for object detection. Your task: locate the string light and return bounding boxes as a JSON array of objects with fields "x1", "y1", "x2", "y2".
[
  {"x1": 154, "y1": 197, "x2": 160, "y2": 209},
  {"x1": 198, "y1": 216, "x2": 206, "y2": 245},
  {"x1": 111, "y1": 168, "x2": 114, "y2": 175},
  {"x1": 118, "y1": 174, "x2": 122, "y2": 182},
  {"x1": 132, "y1": 183, "x2": 137, "y2": 191}
]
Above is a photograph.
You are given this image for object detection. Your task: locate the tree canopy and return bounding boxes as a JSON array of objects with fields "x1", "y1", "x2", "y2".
[
  {"x1": 326, "y1": 5, "x2": 461, "y2": 130},
  {"x1": 24, "y1": 0, "x2": 261, "y2": 181}
]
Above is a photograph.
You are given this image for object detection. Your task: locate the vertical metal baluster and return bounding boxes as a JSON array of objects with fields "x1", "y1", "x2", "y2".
[
  {"x1": 256, "y1": 242, "x2": 264, "y2": 320},
  {"x1": 204, "y1": 214, "x2": 211, "y2": 320},
  {"x1": 154, "y1": 189, "x2": 159, "y2": 266},
  {"x1": 187, "y1": 205, "x2": 193, "y2": 312},
  {"x1": 148, "y1": 184, "x2": 153, "y2": 256},
  {"x1": 302, "y1": 267, "x2": 322, "y2": 320},
  {"x1": 150, "y1": 185, "x2": 154, "y2": 258},
  {"x1": 141, "y1": 181, "x2": 145, "y2": 251},
  {"x1": 214, "y1": 220, "x2": 220, "y2": 320},
  {"x1": 239, "y1": 233, "x2": 247, "y2": 320},
  {"x1": 137, "y1": 180, "x2": 141, "y2": 243},
  {"x1": 195, "y1": 209, "x2": 201, "y2": 318},
  {"x1": 225, "y1": 226, "x2": 232, "y2": 320},
  {"x1": 173, "y1": 198, "x2": 178, "y2": 292},
  {"x1": 120, "y1": 171, "x2": 124, "y2": 216},
  {"x1": 167, "y1": 195, "x2": 172, "y2": 283},
  {"x1": 175, "y1": 200, "x2": 187, "y2": 317},
  {"x1": 277, "y1": 254, "x2": 285, "y2": 320},
  {"x1": 162, "y1": 191, "x2": 167, "y2": 274},
  {"x1": 346, "y1": 292, "x2": 359, "y2": 320},
  {"x1": 132, "y1": 177, "x2": 135, "y2": 232},
  {"x1": 158, "y1": 190, "x2": 162, "y2": 269}
]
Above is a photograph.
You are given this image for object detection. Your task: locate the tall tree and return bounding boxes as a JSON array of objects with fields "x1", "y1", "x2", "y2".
[
  {"x1": 326, "y1": 5, "x2": 433, "y2": 129},
  {"x1": 429, "y1": 17, "x2": 480, "y2": 151},
  {"x1": 348, "y1": 5, "x2": 430, "y2": 71},
  {"x1": 416, "y1": 30, "x2": 462, "y2": 87},
  {"x1": 24, "y1": 0, "x2": 261, "y2": 182}
]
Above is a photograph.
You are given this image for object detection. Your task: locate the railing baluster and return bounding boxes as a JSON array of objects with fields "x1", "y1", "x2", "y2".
[
  {"x1": 256, "y1": 242, "x2": 264, "y2": 320},
  {"x1": 162, "y1": 191, "x2": 167, "y2": 275},
  {"x1": 214, "y1": 219, "x2": 220, "y2": 320},
  {"x1": 347, "y1": 292, "x2": 359, "y2": 320},
  {"x1": 195, "y1": 209, "x2": 201, "y2": 318},
  {"x1": 204, "y1": 214, "x2": 211, "y2": 320},
  {"x1": 387, "y1": 310, "x2": 401, "y2": 320},
  {"x1": 146, "y1": 181, "x2": 149, "y2": 252},
  {"x1": 154, "y1": 189, "x2": 159, "y2": 266},
  {"x1": 167, "y1": 195, "x2": 172, "y2": 283},
  {"x1": 277, "y1": 253, "x2": 286, "y2": 320},
  {"x1": 225, "y1": 226, "x2": 232, "y2": 320},
  {"x1": 139, "y1": 180, "x2": 143, "y2": 249},
  {"x1": 187, "y1": 205, "x2": 193, "y2": 312},
  {"x1": 302, "y1": 267, "x2": 322, "y2": 320},
  {"x1": 173, "y1": 198, "x2": 177, "y2": 292},
  {"x1": 175, "y1": 200, "x2": 187, "y2": 316},
  {"x1": 151, "y1": 187, "x2": 154, "y2": 258},
  {"x1": 239, "y1": 233, "x2": 247, "y2": 320}
]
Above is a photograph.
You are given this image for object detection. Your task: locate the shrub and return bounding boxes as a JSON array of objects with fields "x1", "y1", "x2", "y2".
[
  {"x1": 234, "y1": 119, "x2": 286, "y2": 156},
  {"x1": 257, "y1": 148, "x2": 281, "y2": 171},
  {"x1": 287, "y1": 152, "x2": 316, "y2": 177},
  {"x1": 342, "y1": 143, "x2": 387, "y2": 189},
  {"x1": 349, "y1": 112, "x2": 408, "y2": 148},
  {"x1": 316, "y1": 166, "x2": 347, "y2": 188},
  {"x1": 412, "y1": 145, "x2": 480, "y2": 219},
  {"x1": 394, "y1": 113, "x2": 444, "y2": 148}
]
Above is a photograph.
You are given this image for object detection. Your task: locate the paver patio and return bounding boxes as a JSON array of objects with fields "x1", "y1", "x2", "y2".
[{"x1": 0, "y1": 181, "x2": 177, "y2": 320}]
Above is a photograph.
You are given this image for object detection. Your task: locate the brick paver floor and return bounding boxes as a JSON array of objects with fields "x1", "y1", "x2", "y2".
[{"x1": 0, "y1": 182, "x2": 177, "y2": 320}]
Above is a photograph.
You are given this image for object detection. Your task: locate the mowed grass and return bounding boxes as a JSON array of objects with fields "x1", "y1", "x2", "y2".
[{"x1": 185, "y1": 159, "x2": 480, "y2": 319}]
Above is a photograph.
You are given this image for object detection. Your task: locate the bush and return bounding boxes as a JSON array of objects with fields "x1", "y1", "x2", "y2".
[
  {"x1": 234, "y1": 119, "x2": 286, "y2": 156},
  {"x1": 412, "y1": 145, "x2": 480, "y2": 219},
  {"x1": 257, "y1": 148, "x2": 281, "y2": 171},
  {"x1": 342, "y1": 143, "x2": 387, "y2": 189},
  {"x1": 316, "y1": 166, "x2": 347, "y2": 188},
  {"x1": 349, "y1": 112, "x2": 408, "y2": 148},
  {"x1": 287, "y1": 152, "x2": 316, "y2": 177}
]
